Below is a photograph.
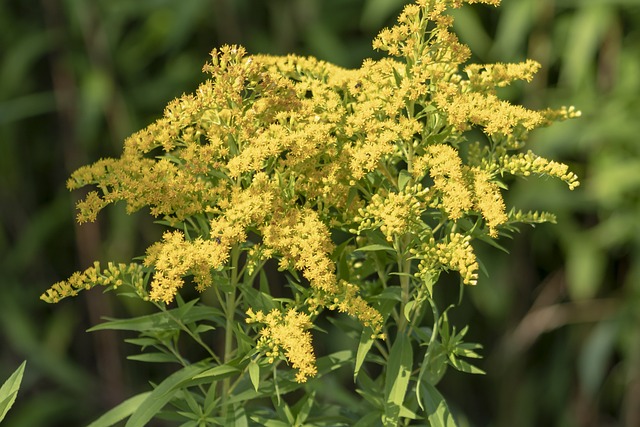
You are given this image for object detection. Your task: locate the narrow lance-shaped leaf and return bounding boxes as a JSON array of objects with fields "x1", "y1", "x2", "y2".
[
  {"x1": 382, "y1": 334, "x2": 413, "y2": 427},
  {"x1": 354, "y1": 327, "x2": 375, "y2": 381},
  {"x1": 0, "y1": 361, "x2": 26, "y2": 423},
  {"x1": 248, "y1": 360, "x2": 260, "y2": 392},
  {"x1": 420, "y1": 381, "x2": 458, "y2": 427},
  {"x1": 126, "y1": 363, "x2": 209, "y2": 427},
  {"x1": 86, "y1": 392, "x2": 152, "y2": 427}
]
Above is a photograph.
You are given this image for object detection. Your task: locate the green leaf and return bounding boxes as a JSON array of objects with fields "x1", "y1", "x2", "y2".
[
  {"x1": 392, "y1": 66, "x2": 403, "y2": 87},
  {"x1": 420, "y1": 381, "x2": 457, "y2": 427},
  {"x1": 248, "y1": 417, "x2": 290, "y2": 427},
  {"x1": 195, "y1": 363, "x2": 241, "y2": 381},
  {"x1": 127, "y1": 353, "x2": 178, "y2": 363},
  {"x1": 272, "y1": 396, "x2": 295, "y2": 424},
  {"x1": 0, "y1": 361, "x2": 26, "y2": 422},
  {"x1": 126, "y1": 363, "x2": 209, "y2": 427},
  {"x1": 317, "y1": 350, "x2": 355, "y2": 375},
  {"x1": 398, "y1": 170, "x2": 412, "y2": 191},
  {"x1": 194, "y1": 324, "x2": 216, "y2": 334},
  {"x1": 356, "y1": 370, "x2": 384, "y2": 409},
  {"x1": 124, "y1": 337, "x2": 158, "y2": 347},
  {"x1": 293, "y1": 390, "x2": 315, "y2": 424},
  {"x1": 454, "y1": 342, "x2": 483, "y2": 359},
  {"x1": 388, "y1": 272, "x2": 414, "y2": 278},
  {"x1": 426, "y1": 126, "x2": 452, "y2": 145},
  {"x1": 355, "y1": 244, "x2": 396, "y2": 253},
  {"x1": 86, "y1": 392, "x2": 152, "y2": 427},
  {"x1": 373, "y1": 287, "x2": 402, "y2": 302},
  {"x1": 225, "y1": 404, "x2": 249, "y2": 427},
  {"x1": 372, "y1": 287, "x2": 402, "y2": 322},
  {"x1": 259, "y1": 269, "x2": 270, "y2": 294},
  {"x1": 355, "y1": 327, "x2": 376, "y2": 381},
  {"x1": 203, "y1": 382, "x2": 218, "y2": 416},
  {"x1": 418, "y1": 341, "x2": 447, "y2": 390},
  {"x1": 475, "y1": 233, "x2": 510, "y2": 253},
  {"x1": 240, "y1": 285, "x2": 277, "y2": 314},
  {"x1": 383, "y1": 334, "x2": 412, "y2": 427},
  {"x1": 184, "y1": 387, "x2": 204, "y2": 417},
  {"x1": 227, "y1": 351, "x2": 354, "y2": 407},
  {"x1": 234, "y1": 323, "x2": 254, "y2": 356},
  {"x1": 88, "y1": 305, "x2": 224, "y2": 332},
  {"x1": 447, "y1": 356, "x2": 485, "y2": 375},
  {"x1": 353, "y1": 411, "x2": 382, "y2": 427},
  {"x1": 248, "y1": 360, "x2": 260, "y2": 392},
  {"x1": 421, "y1": 274, "x2": 434, "y2": 296},
  {"x1": 403, "y1": 300, "x2": 416, "y2": 322}
]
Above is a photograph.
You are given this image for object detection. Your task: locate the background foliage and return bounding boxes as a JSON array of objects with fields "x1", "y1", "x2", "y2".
[{"x1": 1, "y1": 0, "x2": 638, "y2": 426}]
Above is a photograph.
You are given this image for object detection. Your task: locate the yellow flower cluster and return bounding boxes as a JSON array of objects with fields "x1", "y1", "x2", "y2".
[
  {"x1": 414, "y1": 144, "x2": 473, "y2": 220},
  {"x1": 209, "y1": 172, "x2": 277, "y2": 248},
  {"x1": 372, "y1": 0, "x2": 478, "y2": 64},
  {"x1": 144, "y1": 231, "x2": 229, "y2": 304},
  {"x1": 312, "y1": 280, "x2": 384, "y2": 334},
  {"x1": 45, "y1": 0, "x2": 582, "y2": 384},
  {"x1": 261, "y1": 207, "x2": 338, "y2": 294},
  {"x1": 499, "y1": 150, "x2": 580, "y2": 190},
  {"x1": 465, "y1": 60, "x2": 540, "y2": 92},
  {"x1": 541, "y1": 105, "x2": 582, "y2": 125},
  {"x1": 246, "y1": 308, "x2": 317, "y2": 383},
  {"x1": 414, "y1": 232, "x2": 479, "y2": 288},
  {"x1": 471, "y1": 168, "x2": 508, "y2": 237},
  {"x1": 434, "y1": 90, "x2": 543, "y2": 135},
  {"x1": 41, "y1": 262, "x2": 145, "y2": 303},
  {"x1": 68, "y1": 154, "x2": 219, "y2": 224},
  {"x1": 411, "y1": 145, "x2": 508, "y2": 236},
  {"x1": 355, "y1": 185, "x2": 429, "y2": 242}
]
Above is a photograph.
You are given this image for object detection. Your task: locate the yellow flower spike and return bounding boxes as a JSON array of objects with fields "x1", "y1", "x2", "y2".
[
  {"x1": 415, "y1": 144, "x2": 473, "y2": 220},
  {"x1": 499, "y1": 150, "x2": 580, "y2": 190},
  {"x1": 41, "y1": 262, "x2": 146, "y2": 303},
  {"x1": 465, "y1": 60, "x2": 540, "y2": 92},
  {"x1": 415, "y1": 232, "x2": 479, "y2": 288},
  {"x1": 248, "y1": 308, "x2": 318, "y2": 383},
  {"x1": 144, "y1": 231, "x2": 229, "y2": 304},
  {"x1": 356, "y1": 187, "x2": 427, "y2": 242},
  {"x1": 261, "y1": 207, "x2": 338, "y2": 295},
  {"x1": 471, "y1": 168, "x2": 508, "y2": 237}
]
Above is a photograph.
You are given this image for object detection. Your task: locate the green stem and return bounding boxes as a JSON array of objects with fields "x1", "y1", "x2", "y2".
[
  {"x1": 221, "y1": 244, "x2": 241, "y2": 415},
  {"x1": 396, "y1": 235, "x2": 412, "y2": 334}
]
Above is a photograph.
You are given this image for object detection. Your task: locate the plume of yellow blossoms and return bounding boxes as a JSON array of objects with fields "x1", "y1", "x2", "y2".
[
  {"x1": 246, "y1": 308, "x2": 318, "y2": 383},
  {"x1": 43, "y1": 0, "x2": 580, "y2": 382},
  {"x1": 144, "y1": 231, "x2": 230, "y2": 304},
  {"x1": 42, "y1": 262, "x2": 145, "y2": 303}
]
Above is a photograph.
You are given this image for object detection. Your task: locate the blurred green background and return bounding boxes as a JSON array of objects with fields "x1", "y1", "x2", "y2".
[{"x1": 1, "y1": 0, "x2": 639, "y2": 425}]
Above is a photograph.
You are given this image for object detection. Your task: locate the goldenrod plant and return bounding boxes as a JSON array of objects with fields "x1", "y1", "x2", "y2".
[{"x1": 42, "y1": 0, "x2": 580, "y2": 425}]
